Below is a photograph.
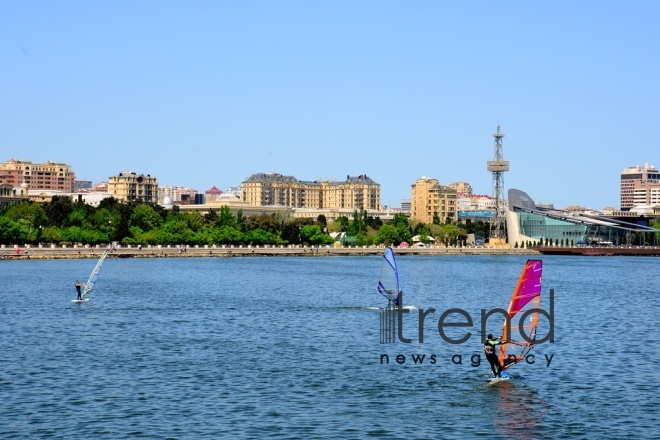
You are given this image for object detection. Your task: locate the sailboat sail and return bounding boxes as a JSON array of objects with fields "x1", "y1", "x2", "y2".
[
  {"x1": 499, "y1": 259, "x2": 543, "y2": 370},
  {"x1": 377, "y1": 246, "x2": 400, "y2": 303},
  {"x1": 82, "y1": 250, "x2": 109, "y2": 298}
]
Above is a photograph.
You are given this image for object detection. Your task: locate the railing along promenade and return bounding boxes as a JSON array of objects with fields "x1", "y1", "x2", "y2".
[{"x1": 0, "y1": 244, "x2": 539, "y2": 260}]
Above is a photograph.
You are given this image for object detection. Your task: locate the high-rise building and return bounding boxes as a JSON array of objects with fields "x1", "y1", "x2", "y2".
[
  {"x1": 0, "y1": 159, "x2": 75, "y2": 192},
  {"x1": 620, "y1": 163, "x2": 660, "y2": 210},
  {"x1": 410, "y1": 176, "x2": 458, "y2": 224},
  {"x1": 108, "y1": 171, "x2": 158, "y2": 203}
]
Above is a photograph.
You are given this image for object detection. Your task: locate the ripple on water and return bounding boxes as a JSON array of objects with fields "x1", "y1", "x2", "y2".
[{"x1": 0, "y1": 256, "x2": 657, "y2": 438}]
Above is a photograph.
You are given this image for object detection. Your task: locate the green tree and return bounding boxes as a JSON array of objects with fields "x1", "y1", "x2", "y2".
[
  {"x1": 244, "y1": 214, "x2": 278, "y2": 233},
  {"x1": 61, "y1": 226, "x2": 86, "y2": 244},
  {"x1": 300, "y1": 224, "x2": 333, "y2": 245},
  {"x1": 183, "y1": 211, "x2": 205, "y2": 232},
  {"x1": 218, "y1": 226, "x2": 243, "y2": 244},
  {"x1": 391, "y1": 213, "x2": 409, "y2": 230},
  {"x1": 130, "y1": 205, "x2": 163, "y2": 231},
  {"x1": 316, "y1": 214, "x2": 327, "y2": 229},
  {"x1": 5, "y1": 201, "x2": 48, "y2": 228},
  {"x1": 337, "y1": 216, "x2": 349, "y2": 232},
  {"x1": 43, "y1": 196, "x2": 75, "y2": 227},
  {"x1": 375, "y1": 224, "x2": 400, "y2": 245},
  {"x1": 244, "y1": 228, "x2": 272, "y2": 245},
  {"x1": 204, "y1": 208, "x2": 219, "y2": 227},
  {"x1": 67, "y1": 208, "x2": 87, "y2": 227},
  {"x1": 281, "y1": 222, "x2": 301, "y2": 245},
  {"x1": 0, "y1": 217, "x2": 21, "y2": 244},
  {"x1": 41, "y1": 226, "x2": 61, "y2": 244},
  {"x1": 218, "y1": 205, "x2": 235, "y2": 228}
]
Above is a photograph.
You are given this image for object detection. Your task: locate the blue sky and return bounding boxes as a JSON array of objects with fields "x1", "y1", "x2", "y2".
[{"x1": 2, "y1": 1, "x2": 658, "y2": 210}]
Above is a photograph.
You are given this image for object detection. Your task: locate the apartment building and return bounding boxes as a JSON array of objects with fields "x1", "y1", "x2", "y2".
[
  {"x1": 410, "y1": 176, "x2": 458, "y2": 224},
  {"x1": 108, "y1": 171, "x2": 158, "y2": 203},
  {"x1": 0, "y1": 159, "x2": 75, "y2": 192},
  {"x1": 241, "y1": 173, "x2": 380, "y2": 210},
  {"x1": 321, "y1": 175, "x2": 380, "y2": 210},
  {"x1": 157, "y1": 185, "x2": 199, "y2": 204},
  {"x1": 621, "y1": 163, "x2": 660, "y2": 210},
  {"x1": 446, "y1": 181, "x2": 473, "y2": 197}
]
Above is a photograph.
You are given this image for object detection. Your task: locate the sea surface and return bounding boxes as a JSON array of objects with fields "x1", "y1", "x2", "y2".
[{"x1": 1, "y1": 255, "x2": 658, "y2": 439}]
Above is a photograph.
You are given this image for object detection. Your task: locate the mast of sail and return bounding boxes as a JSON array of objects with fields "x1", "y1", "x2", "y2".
[
  {"x1": 378, "y1": 246, "x2": 400, "y2": 344},
  {"x1": 499, "y1": 259, "x2": 542, "y2": 370},
  {"x1": 82, "y1": 250, "x2": 109, "y2": 298}
]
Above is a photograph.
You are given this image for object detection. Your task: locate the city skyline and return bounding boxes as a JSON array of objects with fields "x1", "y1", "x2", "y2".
[
  {"x1": 2, "y1": 2, "x2": 659, "y2": 210},
  {"x1": 3, "y1": 157, "x2": 654, "y2": 212}
]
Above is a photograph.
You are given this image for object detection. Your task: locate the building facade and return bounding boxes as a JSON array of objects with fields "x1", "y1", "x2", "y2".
[
  {"x1": 241, "y1": 173, "x2": 380, "y2": 210},
  {"x1": 620, "y1": 163, "x2": 660, "y2": 210},
  {"x1": 108, "y1": 171, "x2": 158, "y2": 203},
  {"x1": 321, "y1": 175, "x2": 380, "y2": 210},
  {"x1": 0, "y1": 182, "x2": 27, "y2": 209},
  {"x1": 410, "y1": 177, "x2": 458, "y2": 224},
  {"x1": 446, "y1": 181, "x2": 473, "y2": 197},
  {"x1": 0, "y1": 159, "x2": 75, "y2": 192},
  {"x1": 507, "y1": 188, "x2": 659, "y2": 246},
  {"x1": 157, "y1": 186, "x2": 199, "y2": 204},
  {"x1": 205, "y1": 186, "x2": 223, "y2": 203},
  {"x1": 74, "y1": 180, "x2": 93, "y2": 192}
]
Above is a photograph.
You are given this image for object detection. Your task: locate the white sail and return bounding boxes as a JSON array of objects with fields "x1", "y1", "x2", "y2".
[
  {"x1": 82, "y1": 250, "x2": 108, "y2": 298},
  {"x1": 377, "y1": 246, "x2": 400, "y2": 303}
]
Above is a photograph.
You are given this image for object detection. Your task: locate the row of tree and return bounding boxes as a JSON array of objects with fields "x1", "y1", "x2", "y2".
[{"x1": 0, "y1": 197, "x2": 487, "y2": 247}]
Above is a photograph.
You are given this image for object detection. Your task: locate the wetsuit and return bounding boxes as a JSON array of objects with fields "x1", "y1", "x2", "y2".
[
  {"x1": 484, "y1": 337, "x2": 503, "y2": 376},
  {"x1": 75, "y1": 282, "x2": 82, "y2": 300}
]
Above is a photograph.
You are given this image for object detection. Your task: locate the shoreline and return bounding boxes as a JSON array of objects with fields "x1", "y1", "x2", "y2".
[{"x1": 0, "y1": 245, "x2": 540, "y2": 260}]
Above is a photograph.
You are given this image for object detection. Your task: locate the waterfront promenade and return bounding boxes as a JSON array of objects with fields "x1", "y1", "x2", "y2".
[{"x1": 0, "y1": 244, "x2": 539, "y2": 260}]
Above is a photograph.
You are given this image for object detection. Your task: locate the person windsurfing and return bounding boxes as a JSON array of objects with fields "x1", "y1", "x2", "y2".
[
  {"x1": 484, "y1": 334, "x2": 505, "y2": 377},
  {"x1": 75, "y1": 280, "x2": 83, "y2": 301}
]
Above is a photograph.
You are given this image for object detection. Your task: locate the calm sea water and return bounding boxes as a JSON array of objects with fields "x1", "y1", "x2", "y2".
[{"x1": 1, "y1": 255, "x2": 658, "y2": 439}]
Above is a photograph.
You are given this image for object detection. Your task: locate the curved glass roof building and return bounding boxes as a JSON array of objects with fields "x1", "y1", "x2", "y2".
[{"x1": 506, "y1": 189, "x2": 659, "y2": 246}]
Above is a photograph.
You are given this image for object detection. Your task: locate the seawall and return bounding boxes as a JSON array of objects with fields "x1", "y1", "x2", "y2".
[{"x1": 0, "y1": 245, "x2": 540, "y2": 260}]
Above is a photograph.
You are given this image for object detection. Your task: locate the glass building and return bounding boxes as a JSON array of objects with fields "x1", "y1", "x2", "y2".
[{"x1": 507, "y1": 189, "x2": 658, "y2": 246}]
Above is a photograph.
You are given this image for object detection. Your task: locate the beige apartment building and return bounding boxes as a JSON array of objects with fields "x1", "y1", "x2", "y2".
[
  {"x1": 446, "y1": 181, "x2": 473, "y2": 197},
  {"x1": 321, "y1": 175, "x2": 380, "y2": 210},
  {"x1": 241, "y1": 173, "x2": 380, "y2": 210},
  {"x1": 410, "y1": 177, "x2": 458, "y2": 224},
  {"x1": 0, "y1": 159, "x2": 75, "y2": 192},
  {"x1": 108, "y1": 171, "x2": 158, "y2": 203}
]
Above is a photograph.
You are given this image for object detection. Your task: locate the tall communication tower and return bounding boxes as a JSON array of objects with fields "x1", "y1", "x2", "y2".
[{"x1": 486, "y1": 125, "x2": 509, "y2": 240}]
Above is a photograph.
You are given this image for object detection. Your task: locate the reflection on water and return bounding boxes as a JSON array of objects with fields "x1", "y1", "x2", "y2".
[{"x1": 488, "y1": 380, "x2": 552, "y2": 440}]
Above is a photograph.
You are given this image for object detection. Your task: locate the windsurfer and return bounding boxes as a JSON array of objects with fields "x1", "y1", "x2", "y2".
[
  {"x1": 75, "y1": 280, "x2": 83, "y2": 300},
  {"x1": 484, "y1": 334, "x2": 504, "y2": 377}
]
